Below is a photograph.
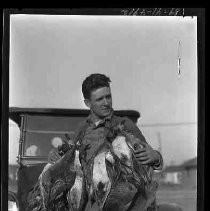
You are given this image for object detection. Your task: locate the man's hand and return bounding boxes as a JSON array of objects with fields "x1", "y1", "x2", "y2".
[
  {"x1": 134, "y1": 142, "x2": 160, "y2": 165},
  {"x1": 48, "y1": 148, "x2": 61, "y2": 164}
]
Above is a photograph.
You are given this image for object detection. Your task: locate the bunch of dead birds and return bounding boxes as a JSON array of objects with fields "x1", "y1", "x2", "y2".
[{"x1": 27, "y1": 123, "x2": 158, "y2": 211}]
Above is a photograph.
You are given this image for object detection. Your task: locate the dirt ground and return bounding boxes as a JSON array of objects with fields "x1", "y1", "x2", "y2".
[{"x1": 156, "y1": 189, "x2": 197, "y2": 211}]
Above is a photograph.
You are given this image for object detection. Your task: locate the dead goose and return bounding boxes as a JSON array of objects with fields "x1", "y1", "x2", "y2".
[
  {"x1": 67, "y1": 148, "x2": 87, "y2": 211},
  {"x1": 88, "y1": 135, "x2": 148, "y2": 210},
  {"x1": 102, "y1": 124, "x2": 157, "y2": 211},
  {"x1": 89, "y1": 143, "x2": 113, "y2": 210},
  {"x1": 26, "y1": 144, "x2": 87, "y2": 211}
]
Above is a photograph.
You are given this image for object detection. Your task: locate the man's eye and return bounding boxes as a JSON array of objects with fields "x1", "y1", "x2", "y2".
[
  {"x1": 96, "y1": 98, "x2": 103, "y2": 102},
  {"x1": 106, "y1": 95, "x2": 111, "y2": 100}
]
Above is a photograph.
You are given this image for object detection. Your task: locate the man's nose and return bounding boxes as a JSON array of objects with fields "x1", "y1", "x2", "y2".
[{"x1": 103, "y1": 98, "x2": 109, "y2": 105}]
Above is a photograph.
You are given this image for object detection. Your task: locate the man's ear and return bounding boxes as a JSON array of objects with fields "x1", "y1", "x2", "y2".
[{"x1": 84, "y1": 99, "x2": 91, "y2": 108}]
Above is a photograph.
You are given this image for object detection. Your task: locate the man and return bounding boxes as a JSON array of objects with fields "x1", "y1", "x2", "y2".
[{"x1": 49, "y1": 73, "x2": 163, "y2": 210}]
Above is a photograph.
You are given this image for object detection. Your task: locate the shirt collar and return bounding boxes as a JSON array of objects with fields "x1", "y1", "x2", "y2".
[{"x1": 86, "y1": 109, "x2": 114, "y2": 126}]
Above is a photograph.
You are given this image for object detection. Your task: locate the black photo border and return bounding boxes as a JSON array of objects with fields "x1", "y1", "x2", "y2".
[{"x1": 2, "y1": 8, "x2": 205, "y2": 211}]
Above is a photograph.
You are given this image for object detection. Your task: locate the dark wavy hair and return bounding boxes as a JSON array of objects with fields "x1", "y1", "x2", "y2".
[{"x1": 82, "y1": 73, "x2": 111, "y2": 100}]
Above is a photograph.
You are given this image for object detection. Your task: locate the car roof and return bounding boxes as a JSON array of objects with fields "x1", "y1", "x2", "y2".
[{"x1": 9, "y1": 107, "x2": 140, "y2": 126}]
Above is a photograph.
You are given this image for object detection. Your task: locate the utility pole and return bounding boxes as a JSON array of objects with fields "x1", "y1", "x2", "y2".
[
  {"x1": 177, "y1": 40, "x2": 181, "y2": 75},
  {"x1": 157, "y1": 132, "x2": 162, "y2": 154}
]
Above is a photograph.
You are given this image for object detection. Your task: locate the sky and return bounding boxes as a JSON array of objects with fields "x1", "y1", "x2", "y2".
[{"x1": 9, "y1": 15, "x2": 197, "y2": 166}]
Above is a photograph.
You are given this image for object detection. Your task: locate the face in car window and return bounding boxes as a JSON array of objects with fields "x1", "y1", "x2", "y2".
[
  {"x1": 51, "y1": 137, "x2": 63, "y2": 148},
  {"x1": 25, "y1": 145, "x2": 41, "y2": 156}
]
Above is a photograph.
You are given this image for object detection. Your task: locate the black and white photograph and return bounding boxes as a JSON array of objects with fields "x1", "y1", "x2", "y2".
[{"x1": 3, "y1": 8, "x2": 204, "y2": 211}]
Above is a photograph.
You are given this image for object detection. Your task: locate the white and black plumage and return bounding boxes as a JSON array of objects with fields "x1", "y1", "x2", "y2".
[
  {"x1": 84, "y1": 122, "x2": 157, "y2": 211},
  {"x1": 27, "y1": 122, "x2": 157, "y2": 211},
  {"x1": 26, "y1": 144, "x2": 87, "y2": 211}
]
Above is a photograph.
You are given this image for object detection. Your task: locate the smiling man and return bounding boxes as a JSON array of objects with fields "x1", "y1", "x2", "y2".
[{"x1": 48, "y1": 73, "x2": 163, "y2": 210}]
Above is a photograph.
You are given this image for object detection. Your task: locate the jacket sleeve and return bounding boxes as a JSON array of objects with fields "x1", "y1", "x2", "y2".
[
  {"x1": 152, "y1": 150, "x2": 164, "y2": 170},
  {"x1": 123, "y1": 117, "x2": 163, "y2": 170},
  {"x1": 73, "y1": 120, "x2": 89, "y2": 144}
]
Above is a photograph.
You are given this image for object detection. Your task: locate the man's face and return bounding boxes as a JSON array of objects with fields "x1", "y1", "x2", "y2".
[{"x1": 85, "y1": 87, "x2": 113, "y2": 119}]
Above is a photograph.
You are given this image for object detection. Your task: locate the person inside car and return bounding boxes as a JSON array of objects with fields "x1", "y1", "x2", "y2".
[
  {"x1": 25, "y1": 145, "x2": 41, "y2": 156},
  {"x1": 48, "y1": 73, "x2": 163, "y2": 210}
]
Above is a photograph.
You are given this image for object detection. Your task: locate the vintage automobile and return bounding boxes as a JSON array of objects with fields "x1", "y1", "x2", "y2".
[
  {"x1": 8, "y1": 107, "x2": 141, "y2": 211},
  {"x1": 8, "y1": 107, "x2": 183, "y2": 211}
]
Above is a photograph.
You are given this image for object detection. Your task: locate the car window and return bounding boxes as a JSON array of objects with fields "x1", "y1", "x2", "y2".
[{"x1": 23, "y1": 115, "x2": 85, "y2": 157}]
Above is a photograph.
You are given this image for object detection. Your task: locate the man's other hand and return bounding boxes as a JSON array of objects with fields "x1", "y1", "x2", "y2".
[
  {"x1": 134, "y1": 142, "x2": 160, "y2": 165},
  {"x1": 48, "y1": 148, "x2": 61, "y2": 164}
]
